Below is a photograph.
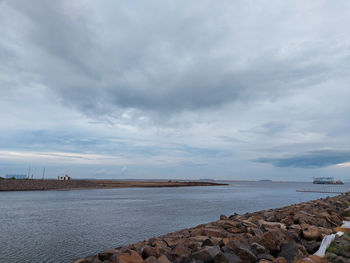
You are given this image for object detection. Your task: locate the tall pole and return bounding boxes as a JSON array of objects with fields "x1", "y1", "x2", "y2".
[
  {"x1": 27, "y1": 166, "x2": 31, "y2": 179},
  {"x1": 42, "y1": 168, "x2": 45, "y2": 180}
]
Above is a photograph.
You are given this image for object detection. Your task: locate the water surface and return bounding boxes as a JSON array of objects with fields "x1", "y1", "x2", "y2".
[{"x1": 0, "y1": 181, "x2": 344, "y2": 263}]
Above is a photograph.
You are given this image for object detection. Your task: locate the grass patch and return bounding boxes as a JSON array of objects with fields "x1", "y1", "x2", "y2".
[
  {"x1": 326, "y1": 234, "x2": 350, "y2": 255},
  {"x1": 326, "y1": 243, "x2": 342, "y2": 254}
]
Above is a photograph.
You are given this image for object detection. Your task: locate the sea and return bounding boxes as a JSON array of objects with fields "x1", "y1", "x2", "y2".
[{"x1": 0, "y1": 181, "x2": 347, "y2": 263}]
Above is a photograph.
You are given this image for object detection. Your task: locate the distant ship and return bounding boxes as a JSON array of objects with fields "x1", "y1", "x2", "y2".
[{"x1": 313, "y1": 177, "x2": 344, "y2": 184}]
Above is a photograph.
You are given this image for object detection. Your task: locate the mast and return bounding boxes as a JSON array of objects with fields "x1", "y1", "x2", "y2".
[
  {"x1": 42, "y1": 167, "x2": 45, "y2": 180},
  {"x1": 27, "y1": 166, "x2": 31, "y2": 179}
]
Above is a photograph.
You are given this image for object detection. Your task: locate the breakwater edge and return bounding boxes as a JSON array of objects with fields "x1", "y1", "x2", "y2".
[
  {"x1": 75, "y1": 193, "x2": 350, "y2": 263},
  {"x1": 0, "y1": 179, "x2": 227, "y2": 191}
]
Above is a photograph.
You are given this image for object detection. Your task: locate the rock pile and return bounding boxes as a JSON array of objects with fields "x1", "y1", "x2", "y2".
[{"x1": 74, "y1": 193, "x2": 350, "y2": 263}]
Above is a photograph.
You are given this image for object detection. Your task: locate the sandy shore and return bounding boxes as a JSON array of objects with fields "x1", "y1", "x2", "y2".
[{"x1": 0, "y1": 179, "x2": 227, "y2": 191}]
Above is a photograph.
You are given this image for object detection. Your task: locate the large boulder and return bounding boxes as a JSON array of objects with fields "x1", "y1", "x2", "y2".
[
  {"x1": 142, "y1": 246, "x2": 160, "y2": 259},
  {"x1": 153, "y1": 241, "x2": 171, "y2": 254},
  {"x1": 214, "y1": 252, "x2": 241, "y2": 263},
  {"x1": 277, "y1": 241, "x2": 301, "y2": 263},
  {"x1": 191, "y1": 246, "x2": 221, "y2": 262},
  {"x1": 296, "y1": 255, "x2": 329, "y2": 263},
  {"x1": 257, "y1": 254, "x2": 275, "y2": 261},
  {"x1": 224, "y1": 241, "x2": 257, "y2": 263},
  {"x1": 273, "y1": 257, "x2": 287, "y2": 263},
  {"x1": 157, "y1": 255, "x2": 171, "y2": 263},
  {"x1": 171, "y1": 242, "x2": 191, "y2": 258},
  {"x1": 259, "y1": 220, "x2": 286, "y2": 230},
  {"x1": 250, "y1": 228, "x2": 264, "y2": 240},
  {"x1": 286, "y1": 229, "x2": 301, "y2": 242},
  {"x1": 203, "y1": 228, "x2": 228, "y2": 238},
  {"x1": 251, "y1": 243, "x2": 267, "y2": 255},
  {"x1": 143, "y1": 256, "x2": 158, "y2": 263},
  {"x1": 163, "y1": 237, "x2": 184, "y2": 247},
  {"x1": 302, "y1": 226, "x2": 321, "y2": 241},
  {"x1": 300, "y1": 239, "x2": 320, "y2": 254},
  {"x1": 220, "y1": 214, "x2": 228, "y2": 220},
  {"x1": 262, "y1": 229, "x2": 285, "y2": 253},
  {"x1": 190, "y1": 227, "x2": 204, "y2": 237},
  {"x1": 293, "y1": 212, "x2": 317, "y2": 226},
  {"x1": 98, "y1": 249, "x2": 120, "y2": 261},
  {"x1": 112, "y1": 250, "x2": 143, "y2": 263},
  {"x1": 130, "y1": 241, "x2": 149, "y2": 253}
]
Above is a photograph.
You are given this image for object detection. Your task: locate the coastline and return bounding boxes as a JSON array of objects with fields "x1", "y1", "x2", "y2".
[
  {"x1": 0, "y1": 179, "x2": 227, "y2": 192},
  {"x1": 74, "y1": 193, "x2": 350, "y2": 263}
]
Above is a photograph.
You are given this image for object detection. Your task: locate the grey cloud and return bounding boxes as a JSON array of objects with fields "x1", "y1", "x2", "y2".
[
  {"x1": 255, "y1": 150, "x2": 350, "y2": 168},
  {"x1": 0, "y1": 129, "x2": 226, "y2": 160},
  {"x1": 240, "y1": 122, "x2": 288, "y2": 136},
  {"x1": 2, "y1": 0, "x2": 350, "y2": 118},
  {"x1": 1, "y1": 0, "x2": 350, "y2": 180}
]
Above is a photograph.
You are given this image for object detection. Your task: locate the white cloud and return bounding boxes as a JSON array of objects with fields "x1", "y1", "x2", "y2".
[
  {"x1": 336, "y1": 162, "x2": 350, "y2": 168},
  {"x1": 0, "y1": 150, "x2": 128, "y2": 165}
]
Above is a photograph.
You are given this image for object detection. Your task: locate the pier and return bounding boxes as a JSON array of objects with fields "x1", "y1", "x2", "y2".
[{"x1": 296, "y1": 186, "x2": 349, "y2": 194}]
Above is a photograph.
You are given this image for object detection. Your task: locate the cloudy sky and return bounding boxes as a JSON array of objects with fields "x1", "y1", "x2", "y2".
[{"x1": 1, "y1": 0, "x2": 350, "y2": 180}]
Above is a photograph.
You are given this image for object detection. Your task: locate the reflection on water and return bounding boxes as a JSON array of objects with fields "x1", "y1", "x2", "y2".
[{"x1": 0, "y1": 181, "x2": 342, "y2": 263}]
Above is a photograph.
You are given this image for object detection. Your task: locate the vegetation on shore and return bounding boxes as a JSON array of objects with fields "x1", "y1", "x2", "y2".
[
  {"x1": 0, "y1": 176, "x2": 17, "y2": 180},
  {"x1": 326, "y1": 233, "x2": 350, "y2": 262}
]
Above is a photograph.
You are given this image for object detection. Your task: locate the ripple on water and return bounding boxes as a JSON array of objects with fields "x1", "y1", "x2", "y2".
[{"x1": 0, "y1": 182, "x2": 342, "y2": 263}]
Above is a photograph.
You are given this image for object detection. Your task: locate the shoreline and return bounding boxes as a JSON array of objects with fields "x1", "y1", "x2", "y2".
[
  {"x1": 75, "y1": 193, "x2": 350, "y2": 263},
  {"x1": 0, "y1": 179, "x2": 227, "y2": 192}
]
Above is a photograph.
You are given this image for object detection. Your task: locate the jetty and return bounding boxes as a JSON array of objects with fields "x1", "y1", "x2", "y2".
[{"x1": 296, "y1": 186, "x2": 349, "y2": 194}]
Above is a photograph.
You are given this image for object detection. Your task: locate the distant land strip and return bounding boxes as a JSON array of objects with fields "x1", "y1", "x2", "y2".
[{"x1": 0, "y1": 179, "x2": 228, "y2": 191}]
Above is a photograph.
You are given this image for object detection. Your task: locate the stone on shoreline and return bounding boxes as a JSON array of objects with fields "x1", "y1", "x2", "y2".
[{"x1": 112, "y1": 250, "x2": 143, "y2": 263}]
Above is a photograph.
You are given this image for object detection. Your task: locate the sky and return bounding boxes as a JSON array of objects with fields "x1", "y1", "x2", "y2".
[{"x1": 0, "y1": 0, "x2": 350, "y2": 181}]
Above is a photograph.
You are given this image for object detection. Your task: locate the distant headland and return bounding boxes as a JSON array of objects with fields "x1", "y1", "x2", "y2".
[{"x1": 0, "y1": 179, "x2": 227, "y2": 192}]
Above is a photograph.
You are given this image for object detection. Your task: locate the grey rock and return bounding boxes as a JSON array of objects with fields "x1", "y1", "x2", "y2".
[
  {"x1": 157, "y1": 255, "x2": 171, "y2": 263},
  {"x1": 300, "y1": 239, "x2": 320, "y2": 254},
  {"x1": 192, "y1": 246, "x2": 221, "y2": 262},
  {"x1": 171, "y1": 243, "x2": 191, "y2": 258},
  {"x1": 224, "y1": 241, "x2": 256, "y2": 263},
  {"x1": 202, "y1": 239, "x2": 213, "y2": 247},
  {"x1": 143, "y1": 256, "x2": 159, "y2": 263},
  {"x1": 214, "y1": 252, "x2": 241, "y2": 263},
  {"x1": 251, "y1": 243, "x2": 267, "y2": 255},
  {"x1": 257, "y1": 254, "x2": 274, "y2": 261},
  {"x1": 277, "y1": 241, "x2": 299, "y2": 263}
]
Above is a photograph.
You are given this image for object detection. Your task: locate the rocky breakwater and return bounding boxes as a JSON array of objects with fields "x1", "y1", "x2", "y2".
[{"x1": 74, "y1": 193, "x2": 350, "y2": 263}]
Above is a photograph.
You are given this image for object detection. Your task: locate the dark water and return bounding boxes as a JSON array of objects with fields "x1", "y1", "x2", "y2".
[{"x1": 0, "y1": 181, "x2": 344, "y2": 263}]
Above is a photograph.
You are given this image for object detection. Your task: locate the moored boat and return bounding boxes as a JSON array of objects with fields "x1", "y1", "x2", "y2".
[{"x1": 313, "y1": 177, "x2": 344, "y2": 184}]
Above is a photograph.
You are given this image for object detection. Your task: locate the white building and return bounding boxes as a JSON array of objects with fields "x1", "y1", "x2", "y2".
[{"x1": 58, "y1": 175, "x2": 71, "y2": 181}]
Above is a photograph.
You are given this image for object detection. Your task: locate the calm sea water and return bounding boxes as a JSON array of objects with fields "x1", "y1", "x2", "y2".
[{"x1": 0, "y1": 181, "x2": 345, "y2": 263}]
